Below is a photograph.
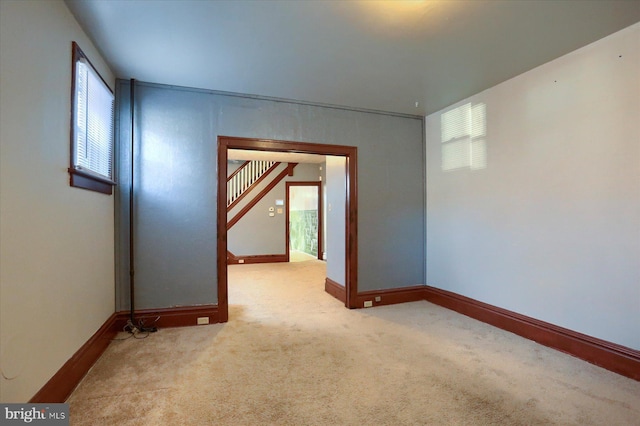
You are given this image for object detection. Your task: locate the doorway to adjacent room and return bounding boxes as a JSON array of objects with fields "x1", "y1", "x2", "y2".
[
  {"x1": 287, "y1": 181, "x2": 322, "y2": 262},
  {"x1": 217, "y1": 136, "x2": 358, "y2": 322}
]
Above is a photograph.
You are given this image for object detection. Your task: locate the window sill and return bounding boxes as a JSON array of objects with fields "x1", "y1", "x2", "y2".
[{"x1": 68, "y1": 168, "x2": 116, "y2": 195}]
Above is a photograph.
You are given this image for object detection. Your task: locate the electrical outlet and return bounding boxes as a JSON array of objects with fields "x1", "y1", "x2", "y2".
[
  {"x1": 375, "y1": 296, "x2": 381, "y2": 302},
  {"x1": 363, "y1": 300, "x2": 373, "y2": 308},
  {"x1": 197, "y1": 317, "x2": 209, "y2": 325},
  {"x1": 239, "y1": 259, "x2": 245, "y2": 264}
]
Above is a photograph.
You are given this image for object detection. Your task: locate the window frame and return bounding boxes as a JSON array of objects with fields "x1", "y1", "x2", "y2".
[{"x1": 69, "y1": 41, "x2": 116, "y2": 195}]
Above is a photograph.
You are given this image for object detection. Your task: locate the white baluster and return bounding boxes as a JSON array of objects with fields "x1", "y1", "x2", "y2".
[
  {"x1": 228, "y1": 160, "x2": 281, "y2": 207},
  {"x1": 233, "y1": 178, "x2": 237, "y2": 202}
]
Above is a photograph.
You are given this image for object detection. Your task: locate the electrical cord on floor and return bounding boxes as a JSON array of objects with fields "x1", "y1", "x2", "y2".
[
  {"x1": 112, "y1": 323, "x2": 136, "y2": 341},
  {"x1": 112, "y1": 317, "x2": 160, "y2": 341},
  {"x1": 137, "y1": 316, "x2": 160, "y2": 333}
]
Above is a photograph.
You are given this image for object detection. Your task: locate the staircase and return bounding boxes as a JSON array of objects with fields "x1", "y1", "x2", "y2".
[
  {"x1": 226, "y1": 160, "x2": 299, "y2": 263},
  {"x1": 227, "y1": 160, "x2": 277, "y2": 208},
  {"x1": 227, "y1": 161, "x2": 297, "y2": 230}
]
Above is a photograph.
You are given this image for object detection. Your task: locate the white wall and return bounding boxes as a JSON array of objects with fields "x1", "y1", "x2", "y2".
[
  {"x1": 0, "y1": 0, "x2": 115, "y2": 402},
  {"x1": 321, "y1": 162, "x2": 327, "y2": 259},
  {"x1": 425, "y1": 23, "x2": 640, "y2": 350},
  {"x1": 326, "y1": 156, "x2": 346, "y2": 285}
]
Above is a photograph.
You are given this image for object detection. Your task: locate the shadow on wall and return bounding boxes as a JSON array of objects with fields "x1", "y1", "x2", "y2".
[
  {"x1": 441, "y1": 102, "x2": 487, "y2": 171},
  {"x1": 289, "y1": 185, "x2": 319, "y2": 258}
]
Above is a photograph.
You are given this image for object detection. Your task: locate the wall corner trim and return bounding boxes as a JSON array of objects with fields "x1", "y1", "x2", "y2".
[
  {"x1": 112, "y1": 305, "x2": 220, "y2": 330},
  {"x1": 29, "y1": 313, "x2": 119, "y2": 403},
  {"x1": 227, "y1": 252, "x2": 288, "y2": 265},
  {"x1": 29, "y1": 305, "x2": 220, "y2": 403},
  {"x1": 356, "y1": 285, "x2": 426, "y2": 308},
  {"x1": 325, "y1": 277, "x2": 346, "y2": 303},
  {"x1": 422, "y1": 285, "x2": 640, "y2": 381}
]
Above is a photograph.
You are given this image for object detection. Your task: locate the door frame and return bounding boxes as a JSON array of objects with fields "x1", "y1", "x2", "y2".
[
  {"x1": 286, "y1": 181, "x2": 323, "y2": 262},
  {"x1": 217, "y1": 136, "x2": 358, "y2": 321}
]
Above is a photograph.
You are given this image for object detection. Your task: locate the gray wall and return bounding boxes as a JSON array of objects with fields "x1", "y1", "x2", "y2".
[
  {"x1": 320, "y1": 162, "x2": 327, "y2": 259},
  {"x1": 326, "y1": 156, "x2": 347, "y2": 285},
  {"x1": 228, "y1": 162, "x2": 321, "y2": 256},
  {"x1": 116, "y1": 81, "x2": 424, "y2": 310},
  {"x1": 425, "y1": 23, "x2": 640, "y2": 350}
]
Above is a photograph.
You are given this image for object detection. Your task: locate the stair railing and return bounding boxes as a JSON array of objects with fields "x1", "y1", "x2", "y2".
[{"x1": 227, "y1": 160, "x2": 276, "y2": 206}]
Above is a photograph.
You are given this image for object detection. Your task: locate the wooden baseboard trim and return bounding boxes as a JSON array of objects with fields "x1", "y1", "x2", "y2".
[
  {"x1": 227, "y1": 252, "x2": 288, "y2": 265},
  {"x1": 29, "y1": 304, "x2": 220, "y2": 403},
  {"x1": 357, "y1": 285, "x2": 426, "y2": 308},
  {"x1": 29, "y1": 312, "x2": 119, "y2": 403},
  {"x1": 114, "y1": 304, "x2": 220, "y2": 330},
  {"x1": 325, "y1": 277, "x2": 346, "y2": 303},
  {"x1": 423, "y1": 285, "x2": 640, "y2": 381}
]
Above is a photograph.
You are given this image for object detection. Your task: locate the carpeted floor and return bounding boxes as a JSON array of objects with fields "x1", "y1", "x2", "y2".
[
  {"x1": 289, "y1": 250, "x2": 317, "y2": 262},
  {"x1": 68, "y1": 260, "x2": 640, "y2": 425}
]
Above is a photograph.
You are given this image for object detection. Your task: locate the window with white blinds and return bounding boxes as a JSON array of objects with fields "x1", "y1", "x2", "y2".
[{"x1": 70, "y1": 42, "x2": 115, "y2": 194}]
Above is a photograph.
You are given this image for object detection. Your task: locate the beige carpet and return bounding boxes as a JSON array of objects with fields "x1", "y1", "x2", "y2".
[
  {"x1": 289, "y1": 250, "x2": 317, "y2": 262},
  {"x1": 68, "y1": 260, "x2": 640, "y2": 425}
]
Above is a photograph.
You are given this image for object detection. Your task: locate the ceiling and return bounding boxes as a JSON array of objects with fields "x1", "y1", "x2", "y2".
[{"x1": 65, "y1": 0, "x2": 640, "y2": 116}]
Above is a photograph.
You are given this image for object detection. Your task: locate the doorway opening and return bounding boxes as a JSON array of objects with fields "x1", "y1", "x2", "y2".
[
  {"x1": 287, "y1": 182, "x2": 322, "y2": 262},
  {"x1": 217, "y1": 136, "x2": 358, "y2": 321}
]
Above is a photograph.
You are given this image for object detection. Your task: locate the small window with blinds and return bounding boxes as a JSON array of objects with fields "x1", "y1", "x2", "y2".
[{"x1": 69, "y1": 42, "x2": 115, "y2": 194}]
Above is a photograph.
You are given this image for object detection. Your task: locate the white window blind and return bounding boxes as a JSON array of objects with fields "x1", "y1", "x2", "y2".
[{"x1": 73, "y1": 57, "x2": 114, "y2": 180}]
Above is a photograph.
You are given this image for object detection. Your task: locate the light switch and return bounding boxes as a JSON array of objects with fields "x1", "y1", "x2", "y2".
[{"x1": 269, "y1": 212, "x2": 275, "y2": 217}]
